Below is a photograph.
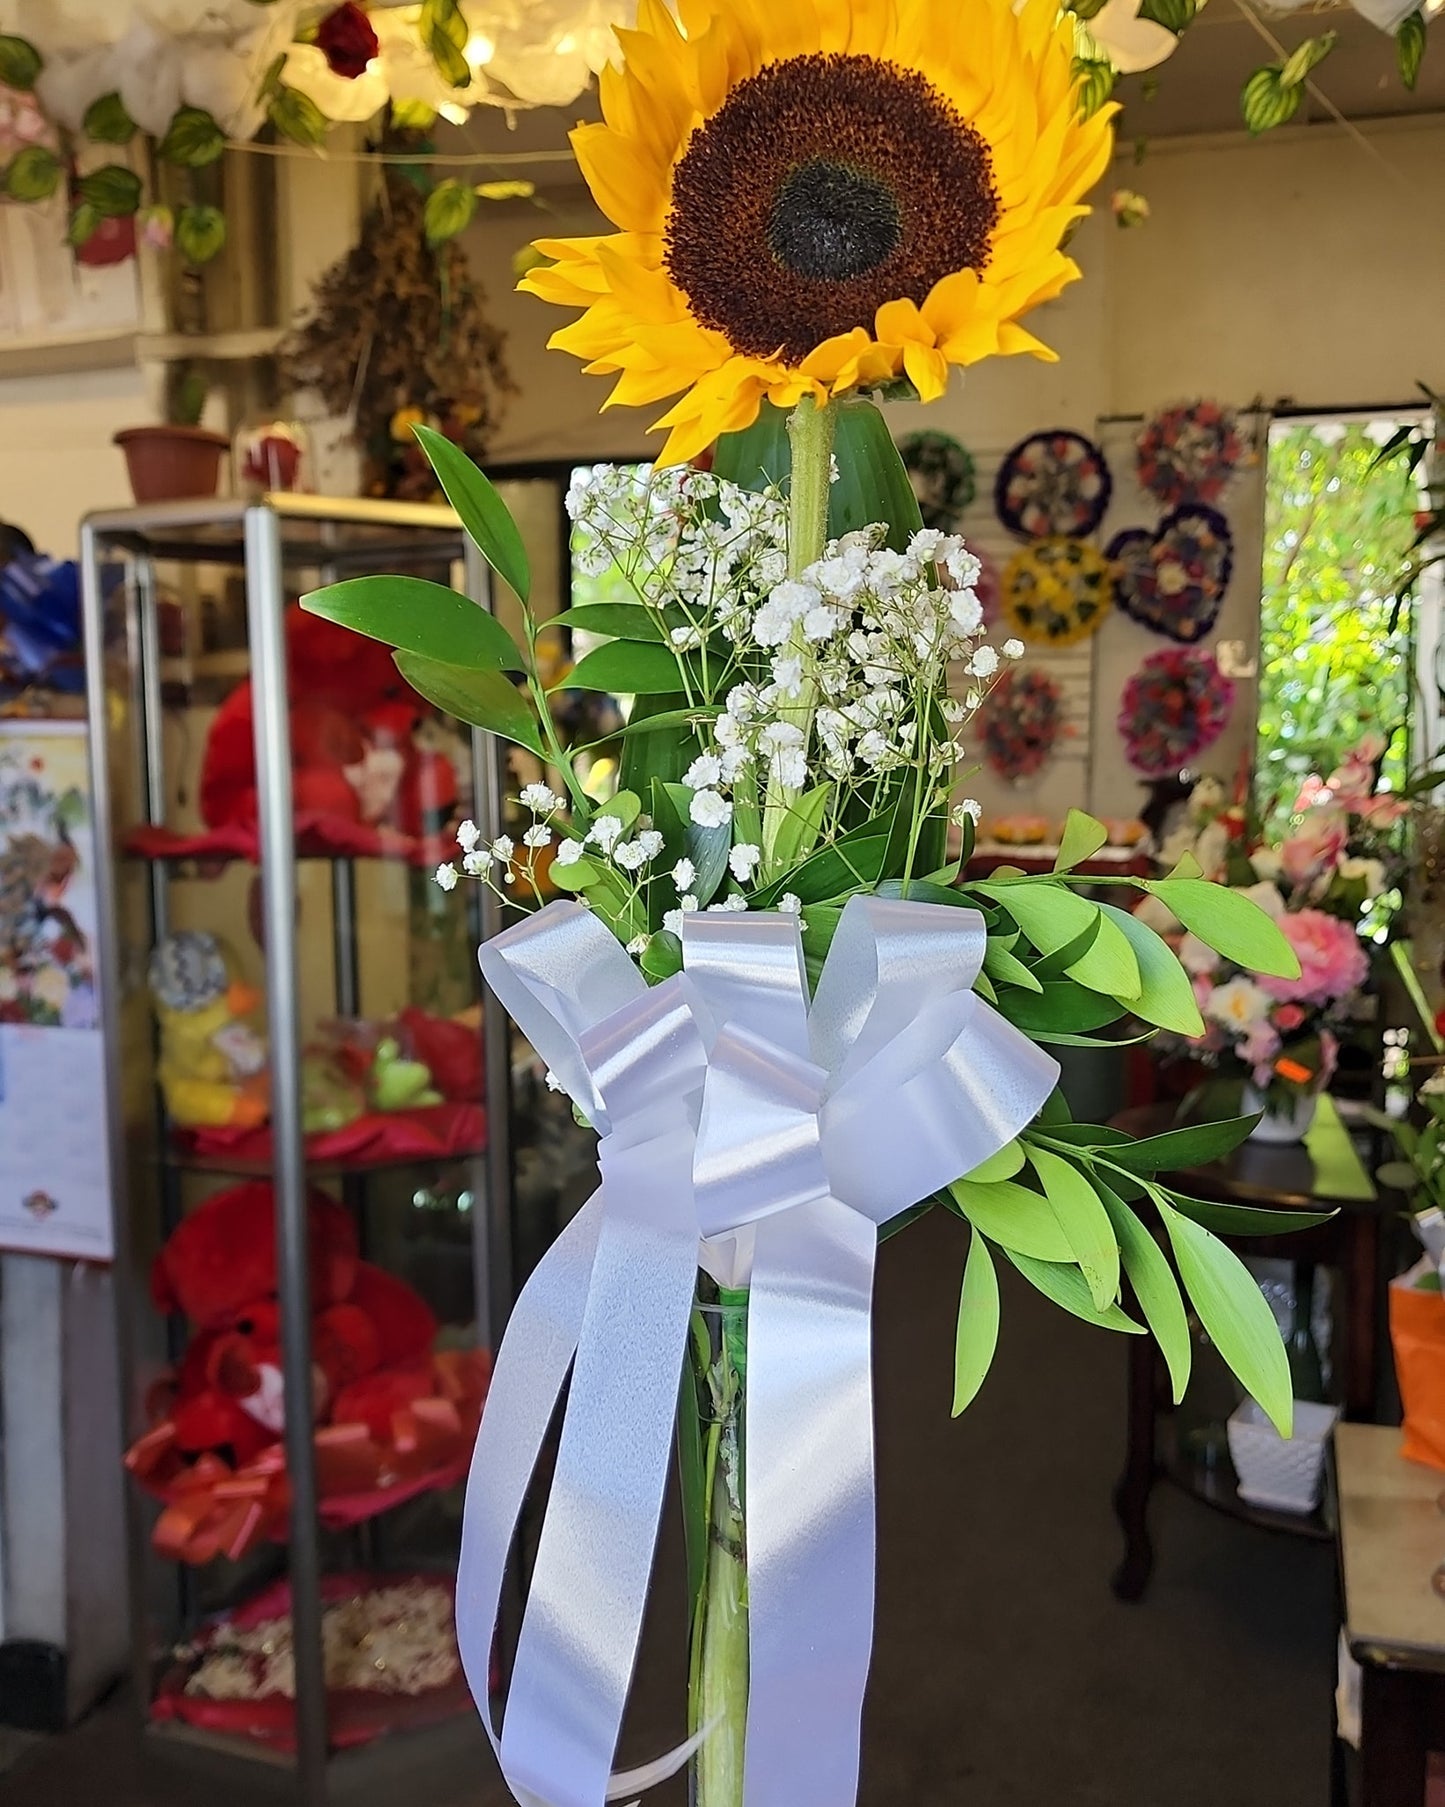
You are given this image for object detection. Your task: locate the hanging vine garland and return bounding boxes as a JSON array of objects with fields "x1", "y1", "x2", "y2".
[
  {"x1": 1001, "y1": 538, "x2": 1113, "y2": 646},
  {"x1": 1108, "y1": 503, "x2": 1234, "y2": 643},
  {"x1": 994, "y1": 429, "x2": 1112, "y2": 538},
  {"x1": 897, "y1": 430, "x2": 977, "y2": 531},
  {"x1": 1118, "y1": 646, "x2": 1235, "y2": 776},
  {"x1": 982, "y1": 668, "x2": 1065, "y2": 780},
  {"x1": 1135, "y1": 401, "x2": 1244, "y2": 509}
]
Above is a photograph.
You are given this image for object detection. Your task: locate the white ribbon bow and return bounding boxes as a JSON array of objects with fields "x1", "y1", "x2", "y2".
[{"x1": 455, "y1": 894, "x2": 1059, "y2": 1807}]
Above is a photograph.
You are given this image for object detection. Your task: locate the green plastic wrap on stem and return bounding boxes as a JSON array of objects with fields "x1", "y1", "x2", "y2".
[{"x1": 681, "y1": 1289, "x2": 750, "y2": 1807}]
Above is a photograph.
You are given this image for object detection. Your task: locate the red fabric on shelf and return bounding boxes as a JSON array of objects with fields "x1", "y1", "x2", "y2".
[{"x1": 174, "y1": 1100, "x2": 485, "y2": 1167}]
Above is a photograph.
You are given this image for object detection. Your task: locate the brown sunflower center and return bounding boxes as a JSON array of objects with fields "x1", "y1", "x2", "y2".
[{"x1": 665, "y1": 53, "x2": 1000, "y2": 366}]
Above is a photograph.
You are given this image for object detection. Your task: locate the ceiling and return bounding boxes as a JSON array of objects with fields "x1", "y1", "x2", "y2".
[{"x1": 459, "y1": 4, "x2": 1445, "y2": 191}]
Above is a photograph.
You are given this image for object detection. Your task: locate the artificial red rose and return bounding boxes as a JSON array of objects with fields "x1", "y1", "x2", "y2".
[{"x1": 316, "y1": 2, "x2": 379, "y2": 79}]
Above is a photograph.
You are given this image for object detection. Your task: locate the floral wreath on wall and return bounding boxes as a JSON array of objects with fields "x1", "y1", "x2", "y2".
[
  {"x1": 995, "y1": 429, "x2": 1112, "y2": 539},
  {"x1": 897, "y1": 430, "x2": 977, "y2": 532},
  {"x1": 1108, "y1": 503, "x2": 1234, "y2": 643},
  {"x1": 1119, "y1": 646, "x2": 1235, "y2": 776},
  {"x1": 982, "y1": 668, "x2": 1066, "y2": 780},
  {"x1": 1135, "y1": 402, "x2": 1245, "y2": 509},
  {"x1": 1001, "y1": 538, "x2": 1113, "y2": 646}
]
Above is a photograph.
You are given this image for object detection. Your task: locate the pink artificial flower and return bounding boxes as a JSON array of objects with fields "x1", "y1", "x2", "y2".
[
  {"x1": 1261, "y1": 909, "x2": 1369, "y2": 1008},
  {"x1": 1239, "y1": 1021, "x2": 1281, "y2": 1071},
  {"x1": 1319, "y1": 1028, "x2": 1340, "y2": 1085},
  {"x1": 1292, "y1": 774, "x2": 1330, "y2": 814},
  {"x1": 1191, "y1": 974, "x2": 1214, "y2": 1011},
  {"x1": 1279, "y1": 810, "x2": 1347, "y2": 888},
  {"x1": 1273, "y1": 1002, "x2": 1307, "y2": 1032},
  {"x1": 1360, "y1": 794, "x2": 1408, "y2": 829}
]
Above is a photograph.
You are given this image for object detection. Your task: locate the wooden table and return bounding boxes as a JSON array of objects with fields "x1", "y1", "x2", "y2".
[
  {"x1": 1111, "y1": 1098, "x2": 1384, "y2": 1603},
  {"x1": 1334, "y1": 1422, "x2": 1445, "y2": 1806}
]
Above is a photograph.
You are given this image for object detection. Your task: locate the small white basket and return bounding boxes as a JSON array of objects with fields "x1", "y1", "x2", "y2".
[{"x1": 1226, "y1": 1398, "x2": 1340, "y2": 1514}]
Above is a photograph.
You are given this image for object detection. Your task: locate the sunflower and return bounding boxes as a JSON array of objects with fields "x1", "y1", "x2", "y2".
[{"x1": 521, "y1": 0, "x2": 1116, "y2": 463}]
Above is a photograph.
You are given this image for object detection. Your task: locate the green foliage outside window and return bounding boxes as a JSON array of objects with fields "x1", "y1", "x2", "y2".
[{"x1": 1256, "y1": 421, "x2": 1420, "y2": 836}]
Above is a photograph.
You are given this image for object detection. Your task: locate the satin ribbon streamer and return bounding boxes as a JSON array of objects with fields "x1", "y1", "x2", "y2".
[{"x1": 456, "y1": 894, "x2": 1059, "y2": 1807}]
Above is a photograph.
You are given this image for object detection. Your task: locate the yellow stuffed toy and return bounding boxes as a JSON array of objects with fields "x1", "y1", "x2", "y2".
[{"x1": 148, "y1": 931, "x2": 270, "y2": 1131}]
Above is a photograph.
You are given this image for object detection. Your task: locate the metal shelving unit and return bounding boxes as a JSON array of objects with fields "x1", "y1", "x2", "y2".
[{"x1": 78, "y1": 494, "x2": 593, "y2": 1800}]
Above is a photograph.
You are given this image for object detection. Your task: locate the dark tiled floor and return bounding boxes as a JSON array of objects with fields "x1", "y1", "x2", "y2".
[{"x1": 4, "y1": 1210, "x2": 1336, "y2": 1805}]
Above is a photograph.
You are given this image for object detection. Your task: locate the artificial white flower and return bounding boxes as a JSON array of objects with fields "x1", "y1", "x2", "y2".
[
  {"x1": 683, "y1": 753, "x2": 722, "y2": 790},
  {"x1": 588, "y1": 815, "x2": 624, "y2": 852},
  {"x1": 434, "y1": 862, "x2": 459, "y2": 892},
  {"x1": 523, "y1": 825, "x2": 552, "y2": 850},
  {"x1": 613, "y1": 839, "x2": 649, "y2": 871},
  {"x1": 690, "y1": 789, "x2": 733, "y2": 829},
  {"x1": 1205, "y1": 977, "x2": 1271, "y2": 1031},
  {"x1": 456, "y1": 818, "x2": 481, "y2": 853},
  {"x1": 671, "y1": 857, "x2": 697, "y2": 891},
  {"x1": 729, "y1": 843, "x2": 762, "y2": 881},
  {"x1": 554, "y1": 838, "x2": 585, "y2": 867},
  {"x1": 520, "y1": 783, "x2": 559, "y2": 812}
]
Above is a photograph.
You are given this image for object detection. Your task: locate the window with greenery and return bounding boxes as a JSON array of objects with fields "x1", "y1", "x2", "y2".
[{"x1": 1256, "y1": 418, "x2": 1421, "y2": 835}]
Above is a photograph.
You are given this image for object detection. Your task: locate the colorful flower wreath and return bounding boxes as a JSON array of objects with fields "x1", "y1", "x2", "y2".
[
  {"x1": 1002, "y1": 538, "x2": 1113, "y2": 646},
  {"x1": 1119, "y1": 647, "x2": 1235, "y2": 776},
  {"x1": 995, "y1": 429, "x2": 1112, "y2": 538},
  {"x1": 982, "y1": 669, "x2": 1065, "y2": 780},
  {"x1": 897, "y1": 430, "x2": 977, "y2": 531},
  {"x1": 1108, "y1": 504, "x2": 1234, "y2": 643},
  {"x1": 1135, "y1": 402, "x2": 1244, "y2": 509}
]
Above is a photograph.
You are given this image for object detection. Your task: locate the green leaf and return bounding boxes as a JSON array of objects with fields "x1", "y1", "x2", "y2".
[
  {"x1": 1028, "y1": 1145, "x2": 1121, "y2": 1311},
  {"x1": 0, "y1": 36, "x2": 42, "y2": 90},
  {"x1": 1065, "y1": 907, "x2": 1141, "y2": 1002},
  {"x1": 1071, "y1": 55, "x2": 1115, "y2": 121},
  {"x1": 962, "y1": 1141, "x2": 1024, "y2": 1184},
  {"x1": 83, "y1": 92, "x2": 137, "y2": 145},
  {"x1": 1036, "y1": 1123, "x2": 1136, "y2": 1149},
  {"x1": 3, "y1": 144, "x2": 60, "y2": 202},
  {"x1": 1144, "y1": 879, "x2": 1300, "y2": 978},
  {"x1": 1397, "y1": 8, "x2": 1426, "y2": 88},
  {"x1": 984, "y1": 941, "x2": 1043, "y2": 994},
  {"x1": 158, "y1": 105, "x2": 226, "y2": 167},
  {"x1": 269, "y1": 84, "x2": 329, "y2": 148},
  {"x1": 975, "y1": 880, "x2": 1100, "y2": 960},
  {"x1": 549, "y1": 854, "x2": 604, "y2": 892},
  {"x1": 77, "y1": 164, "x2": 142, "y2": 219},
  {"x1": 1162, "y1": 1192, "x2": 1336, "y2": 1237},
  {"x1": 413, "y1": 424, "x2": 531, "y2": 604},
  {"x1": 1157, "y1": 1200, "x2": 1293, "y2": 1436},
  {"x1": 1107, "y1": 1113, "x2": 1261, "y2": 1177},
  {"x1": 952, "y1": 1233, "x2": 1000, "y2": 1417},
  {"x1": 1002, "y1": 1250, "x2": 1145, "y2": 1334},
  {"x1": 997, "y1": 980, "x2": 1123, "y2": 1036},
  {"x1": 176, "y1": 203, "x2": 227, "y2": 265},
  {"x1": 1054, "y1": 809, "x2": 1109, "y2": 872},
  {"x1": 302, "y1": 573, "x2": 524, "y2": 671},
  {"x1": 640, "y1": 931, "x2": 683, "y2": 981},
  {"x1": 560, "y1": 640, "x2": 691, "y2": 696},
  {"x1": 393, "y1": 652, "x2": 543, "y2": 754},
  {"x1": 553, "y1": 603, "x2": 666, "y2": 643},
  {"x1": 598, "y1": 790, "x2": 642, "y2": 834},
  {"x1": 424, "y1": 177, "x2": 479, "y2": 246},
  {"x1": 1280, "y1": 29, "x2": 1336, "y2": 87},
  {"x1": 1241, "y1": 65, "x2": 1303, "y2": 134},
  {"x1": 1138, "y1": 0, "x2": 1195, "y2": 28},
  {"x1": 391, "y1": 97, "x2": 438, "y2": 131},
  {"x1": 421, "y1": 0, "x2": 471, "y2": 87},
  {"x1": 67, "y1": 203, "x2": 101, "y2": 249},
  {"x1": 1098, "y1": 902, "x2": 1204, "y2": 1036},
  {"x1": 947, "y1": 1178, "x2": 1076, "y2": 1264},
  {"x1": 662, "y1": 782, "x2": 729, "y2": 906},
  {"x1": 772, "y1": 783, "x2": 831, "y2": 873},
  {"x1": 1096, "y1": 1183, "x2": 1192, "y2": 1403}
]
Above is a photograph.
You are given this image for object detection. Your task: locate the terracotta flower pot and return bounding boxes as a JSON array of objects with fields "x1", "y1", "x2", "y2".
[{"x1": 114, "y1": 425, "x2": 230, "y2": 505}]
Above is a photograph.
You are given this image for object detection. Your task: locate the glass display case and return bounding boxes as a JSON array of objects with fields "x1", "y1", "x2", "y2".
[{"x1": 78, "y1": 494, "x2": 595, "y2": 1798}]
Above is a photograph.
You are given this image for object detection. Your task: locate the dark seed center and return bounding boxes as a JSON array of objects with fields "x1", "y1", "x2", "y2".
[{"x1": 767, "y1": 160, "x2": 903, "y2": 282}]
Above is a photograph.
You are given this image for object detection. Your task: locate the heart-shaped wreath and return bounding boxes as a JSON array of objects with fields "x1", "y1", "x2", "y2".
[
  {"x1": 1108, "y1": 504, "x2": 1234, "y2": 643},
  {"x1": 995, "y1": 429, "x2": 1113, "y2": 538}
]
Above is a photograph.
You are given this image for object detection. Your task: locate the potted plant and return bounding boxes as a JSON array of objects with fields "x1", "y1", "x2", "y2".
[{"x1": 114, "y1": 366, "x2": 230, "y2": 505}]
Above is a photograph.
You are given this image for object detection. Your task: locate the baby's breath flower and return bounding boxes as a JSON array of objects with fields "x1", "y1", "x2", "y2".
[
  {"x1": 1004, "y1": 638, "x2": 1025, "y2": 659},
  {"x1": 637, "y1": 829, "x2": 665, "y2": 859},
  {"x1": 690, "y1": 789, "x2": 732, "y2": 829},
  {"x1": 671, "y1": 857, "x2": 697, "y2": 891},
  {"x1": 952, "y1": 799, "x2": 983, "y2": 826},
  {"x1": 778, "y1": 893, "x2": 802, "y2": 915},
  {"x1": 683, "y1": 753, "x2": 722, "y2": 790},
  {"x1": 490, "y1": 835, "x2": 515, "y2": 862},
  {"x1": 588, "y1": 815, "x2": 624, "y2": 852},
  {"x1": 707, "y1": 895, "x2": 748, "y2": 912},
  {"x1": 663, "y1": 895, "x2": 700, "y2": 935},
  {"x1": 626, "y1": 934, "x2": 650, "y2": 956},
  {"x1": 544, "y1": 1068, "x2": 565, "y2": 1092},
  {"x1": 523, "y1": 825, "x2": 552, "y2": 849},
  {"x1": 968, "y1": 646, "x2": 1000, "y2": 679},
  {"x1": 435, "y1": 861, "x2": 459, "y2": 892},
  {"x1": 729, "y1": 843, "x2": 761, "y2": 881},
  {"x1": 456, "y1": 819, "x2": 481, "y2": 853},
  {"x1": 670, "y1": 624, "x2": 703, "y2": 649},
  {"x1": 520, "y1": 783, "x2": 559, "y2": 813},
  {"x1": 613, "y1": 839, "x2": 649, "y2": 871},
  {"x1": 554, "y1": 838, "x2": 585, "y2": 867},
  {"x1": 462, "y1": 851, "x2": 488, "y2": 876}
]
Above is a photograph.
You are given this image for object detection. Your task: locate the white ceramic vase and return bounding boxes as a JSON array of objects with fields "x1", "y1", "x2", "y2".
[{"x1": 1242, "y1": 1082, "x2": 1319, "y2": 1146}]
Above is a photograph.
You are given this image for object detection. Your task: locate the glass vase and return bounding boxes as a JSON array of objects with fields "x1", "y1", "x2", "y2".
[{"x1": 679, "y1": 1288, "x2": 750, "y2": 1807}]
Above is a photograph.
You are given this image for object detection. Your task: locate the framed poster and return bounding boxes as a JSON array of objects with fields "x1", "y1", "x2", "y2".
[{"x1": 0, "y1": 721, "x2": 113, "y2": 1260}]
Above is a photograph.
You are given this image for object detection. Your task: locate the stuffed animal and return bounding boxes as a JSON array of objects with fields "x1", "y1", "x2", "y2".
[
  {"x1": 198, "y1": 608, "x2": 462, "y2": 840},
  {"x1": 148, "y1": 931, "x2": 269, "y2": 1131}
]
